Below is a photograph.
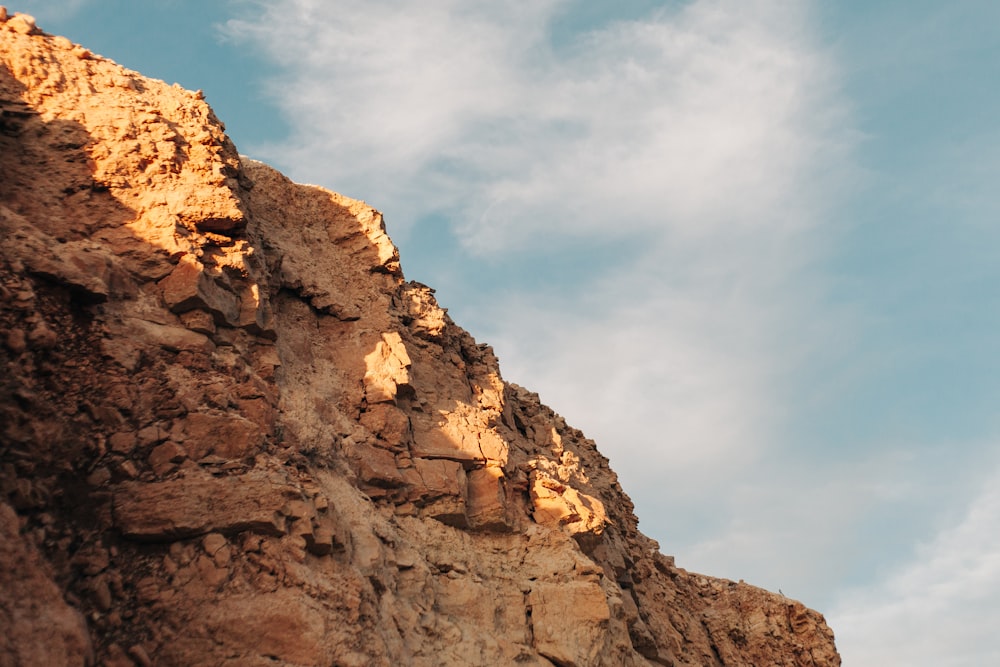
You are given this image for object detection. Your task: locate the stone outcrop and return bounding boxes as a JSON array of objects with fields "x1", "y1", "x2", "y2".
[{"x1": 0, "y1": 11, "x2": 841, "y2": 666}]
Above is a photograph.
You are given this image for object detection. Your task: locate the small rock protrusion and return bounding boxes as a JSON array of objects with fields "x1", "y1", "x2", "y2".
[
  {"x1": 149, "y1": 441, "x2": 187, "y2": 476},
  {"x1": 27, "y1": 321, "x2": 57, "y2": 349},
  {"x1": 127, "y1": 645, "x2": 154, "y2": 667},
  {"x1": 4, "y1": 328, "x2": 25, "y2": 354},
  {"x1": 7, "y1": 13, "x2": 37, "y2": 35}
]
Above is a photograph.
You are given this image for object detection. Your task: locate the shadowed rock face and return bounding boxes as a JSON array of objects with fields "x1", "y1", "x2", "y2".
[{"x1": 0, "y1": 11, "x2": 841, "y2": 667}]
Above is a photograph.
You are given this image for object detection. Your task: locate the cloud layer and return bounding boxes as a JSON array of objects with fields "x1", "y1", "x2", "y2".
[
  {"x1": 226, "y1": 0, "x2": 857, "y2": 604},
  {"x1": 227, "y1": 2, "x2": 1000, "y2": 662},
  {"x1": 829, "y1": 460, "x2": 1000, "y2": 666},
  {"x1": 227, "y1": 0, "x2": 848, "y2": 248}
]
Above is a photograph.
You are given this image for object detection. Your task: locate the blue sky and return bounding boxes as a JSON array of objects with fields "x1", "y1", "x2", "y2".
[{"x1": 15, "y1": 1, "x2": 1000, "y2": 664}]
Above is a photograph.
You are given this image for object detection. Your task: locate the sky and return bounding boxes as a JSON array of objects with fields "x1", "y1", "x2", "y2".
[{"x1": 12, "y1": 1, "x2": 1000, "y2": 664}]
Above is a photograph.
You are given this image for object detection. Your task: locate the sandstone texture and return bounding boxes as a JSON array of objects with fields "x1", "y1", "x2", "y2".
[{"x1": 0, "y1": 12, "x2": 841, "y2": 666}]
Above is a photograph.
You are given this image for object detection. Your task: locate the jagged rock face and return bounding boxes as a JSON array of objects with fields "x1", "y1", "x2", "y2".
[{"x1": 0, "y1": 12, "x2": 841, "y2": 667}]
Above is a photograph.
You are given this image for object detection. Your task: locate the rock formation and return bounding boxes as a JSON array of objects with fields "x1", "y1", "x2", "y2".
[{"x1": 0, "y1": 11, "x2": 841, "y2": 666}]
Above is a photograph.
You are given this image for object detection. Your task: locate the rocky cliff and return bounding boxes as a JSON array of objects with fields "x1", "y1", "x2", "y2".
[{"x1": 0, "y1": 11, "x2": 840, "y2": 667}]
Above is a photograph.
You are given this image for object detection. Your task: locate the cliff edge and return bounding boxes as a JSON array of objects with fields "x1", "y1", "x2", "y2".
[{"x1": 0, "y1": 11, "x2": 840, "y2": 666}]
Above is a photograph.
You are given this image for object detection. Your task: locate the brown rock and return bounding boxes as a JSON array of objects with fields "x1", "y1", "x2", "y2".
[
  {"x1": 200, "y1": 591, "x2": 327, "y2": 665},
  {"x1": 103, "y1": 644, "x2": 132, "y2": 667},
  {"x1": 344, "y1": 439, "x2": 404, "y2": 488},
  {"x1": 195, "y1": 553, "x2": 228, "y2": 588},
  {"x1": 412, "y1": 457, "x2": 465, "y2": 499},
  {"x1": 466, "y1": 465, "x2": 511, "y2": 531},
  {"x1": 7, "y1": 13, "x2": 36, "y2": 34},
  {"x1": 235, "y1": 396, "x2": 276, "y2": 434},
  {"x1": 179, "y1": 308, "x2": 216, "y2": 334},
  {"x1": 13, "y1": 234, "x2": 119, "y2": 303},
  {"x1": 529, "y1": 581, "x2": 612, "y2": 666},
  {"x1": 136, "y1": 423, "x2": 168, "y2": 447},
  {"x1": 121, "y1": 317, "x2": 214, "y2": 354},
  {"x1": 27, "y1": 320, "x2": 57, "y2": 349},
  {"x1": 127, "y1": 645, "x2": 153, "y2": 667},
  {"x1": 0, "y1": 21, "x2": 840, "y2": 667},
  {"x1": 202, "y1": 532, "x2": 227, "y2": 555},
  {"x1": 182, "y1": 411, "x2": 263, "y2": 460},
  {"x1": 70, "y1": 543, "x2": 110, "y2": 575},
  {"x1": 4, "y1": 327, "x2": 25, "y2": 353},
  {"x1": 86, "y1": 466, "x2": 111, "y2": 487},
  {"x1": 362, "y1": 331, "x2": 412, "y2": 403},
  {"x1": 89, "y1": 575, "x2": 113, "y2": 611},
  {"x1": 0, "y1": 503, "x2": 93, "y2": 665},
  {"x1": 159, "y1": 254, "x2": 242, "y2": 326},
  {"x1": 359, "y1": 402, "x2": 411, "y2": 446},
  {"x1": 112, "y1": 470, "x2": 298, "y2": 539},
  {"x1": 148, "y1": 440, "x2": 186, "y2": 475},
  {"x1": 409, "y1": 411, "x2": 489, "y2": 465},
  {"x1": 108, "y1": 431, "x2": 137, "y2": 454},
  {"x1": 303, "y1": 524, "x2": 335, "y2": 556}
]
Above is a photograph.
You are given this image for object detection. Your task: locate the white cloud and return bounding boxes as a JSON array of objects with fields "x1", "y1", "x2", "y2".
[
  {"x1": 225, "y1": 0, "x2": 850, "y2": 456},
  {"x1": 489, "y1": 269, "x2": 783, "y2": 472},
  {"x1": 673, "y1": 446, "x2": 964, "y2": 606},
  {"x1": 224, "y1": 0, "x2": 848, "y2": 249},
  {"x1": 225, "y1": 0, "x2": 863, "y2": 623},
  {"x1": 223, "y1": 5, "x2": 1000, "y2": 664},
  {"x1": 828, "y1": 461, "x2": 1000, "y2": 667},
  {"x1": 224, "y1": 0, "x2": 560, "y2": 221}
]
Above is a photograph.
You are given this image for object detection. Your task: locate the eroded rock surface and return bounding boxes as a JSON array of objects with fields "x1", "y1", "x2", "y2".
[{"x1": 0, "y1": 11, "x2": 841, "y2": 666}]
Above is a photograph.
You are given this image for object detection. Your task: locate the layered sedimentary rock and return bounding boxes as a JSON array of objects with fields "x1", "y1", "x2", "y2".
[{"x1": 0, "y1": 12, "x2": 841, "y2": 666}]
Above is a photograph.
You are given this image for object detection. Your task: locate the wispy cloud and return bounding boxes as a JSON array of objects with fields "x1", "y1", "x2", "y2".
[
  {"x1": 829, "y1": 461, "x2": 1000, "y2": 666},
  {"x1": 224, "y1": 0, "x2": 848, "y2": 247},
  {"x1": 225, "y1": 0, "x2": 856, "y2": 608},
  {"x1": 224, "y1": 1, "x2": 1000, "y2": 662}
]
